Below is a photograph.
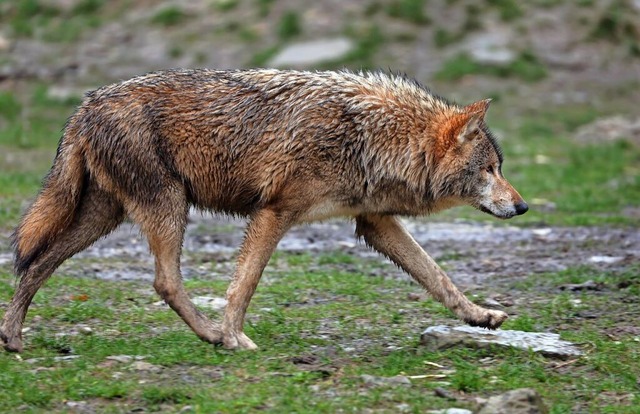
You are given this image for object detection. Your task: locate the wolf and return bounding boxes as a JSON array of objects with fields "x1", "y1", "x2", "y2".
[{"x1": 0, "y1": 69, "x2": 528, "y2": 352}]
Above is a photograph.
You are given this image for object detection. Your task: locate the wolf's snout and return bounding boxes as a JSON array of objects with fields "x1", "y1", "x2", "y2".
[{"x1": 514, "y1": 201, "x2": 529, "y2": 215}]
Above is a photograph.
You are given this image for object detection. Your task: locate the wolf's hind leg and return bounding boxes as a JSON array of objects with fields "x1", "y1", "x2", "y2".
[
  {"x1": 137, "y1": 186, "x2": 223, "y2": 345},
  {"x1": 355, "y1": 214, "x2": 508, "y2": 329},
  {"x1": 1, "y1": 183, "x2": 124, "y2": 352},
  {"x1": 221, "y1": 208, "x2": 293, "y2": 350}
]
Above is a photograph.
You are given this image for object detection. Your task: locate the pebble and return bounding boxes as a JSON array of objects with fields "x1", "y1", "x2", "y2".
[
  {"x1": 192, "y1": 296, "x2": 227, "y2": 310},
  {"x1": 476, "y1": 388, "x2": 547, "y2": 414},
  {"x1": 106, "y1": 355, "x2": 134, "y2": 363},
  {"x1": 131, "y1": 361, "x2": 162, "y2": 372},
  {"x1": 24, "y1": 355, "x2": 80, "y2": 364},
  {"x1": 360, "y1": 374, "x2": 411, "y2": 387}
]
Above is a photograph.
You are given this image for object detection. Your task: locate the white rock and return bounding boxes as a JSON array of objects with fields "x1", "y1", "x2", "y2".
[
  {"x1": 24, "y1": 355, "x2": 80, "y2": 364},
  {"x1": 131, "y1": 361, "x2": 162, "y2": 372},
  {"x1": 361, "y1": 374, "x2": 411, "y2": 387},
  {"x1": 106, "y1": 355, "x2": 133, "y2": 363},
  {"x1": 532, "y1": 228, "x2": 552, "y2": 236},
  {"x1": 421, "y1": 325, "x2": 582, "y2": 359},
  {"x1": 192, "y1": 296, "x2": 227, "y2": 310},
  {"x1": 65, "y1": 401, "x2": 88, "y2": 408},
  {"x1": 588, "y1": 255, "x2": 623, "y2": 264},
  {"x1": 0, "y1": 35, "x2": 10, "y2": 51},
  {"x1": 269, "y1": 38, "x2": 354, "y2": 67},
  {"x1": 465, "y1": 30, "x2": 516, "y2": 65}
]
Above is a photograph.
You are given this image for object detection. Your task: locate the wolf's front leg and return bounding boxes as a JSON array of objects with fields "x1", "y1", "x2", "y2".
[
  {"x1": 222, "y1": 208, "x2": 294, "y2": 350},
  {"x1": 355, "y1": 214, "x2": 507, "y2": 329}
]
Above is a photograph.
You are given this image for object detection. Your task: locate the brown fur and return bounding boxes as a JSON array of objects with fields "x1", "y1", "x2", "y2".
[{"x1": 1, "y1": 69, "x2": 527, "y2": 352}]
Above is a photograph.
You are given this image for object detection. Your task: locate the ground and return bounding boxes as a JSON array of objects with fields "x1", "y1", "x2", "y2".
[
  {"x1": 1, "y1": 0, "x2": 639, "y2": 412},
  {"x1": 1, "y1": 214, "x2": 638, "y2": 413}
]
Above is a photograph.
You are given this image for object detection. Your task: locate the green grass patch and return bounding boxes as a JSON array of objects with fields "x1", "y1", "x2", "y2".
[
  {"x1": 214, "y1": 0, "x2": 239, "y2": 12},
  {"x1": 487, "y1": 0, "x2": 523, "y2": 21},
  {"x1": 1, "y1": 259, "x2": 638, "y2": 412},
  {"x1": 2, "y1": 0, "x2": 104, "y2": 41},
  {"x1": 436, "y1": 52, "x2": 547, "y2": 82},
  {"x1": 277, "y1": 10, "x2": 302, "y2": 40},
  {"x1": 150, "y1": 6, "x2": 187, "y2": 27},
  {"x1": 387, "y1": 0, "x2": 430, "y2": 25}
]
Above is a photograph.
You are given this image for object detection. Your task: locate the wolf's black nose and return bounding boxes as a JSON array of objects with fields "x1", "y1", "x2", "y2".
[{"x1": 515, "y1": 201, "x2": 529, "y2": 215}]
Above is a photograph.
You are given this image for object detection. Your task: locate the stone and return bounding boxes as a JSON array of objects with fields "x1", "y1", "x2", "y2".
[
  {"x1": 588, "y1": 255, "x2": 623, "y2": 264},
  {"x1": 192, "y1": 296, "x2": 227, "y2": 310},
  {"x1": 268, "y1": 38, "x2": 354, "y2": 68},
  {"x1": 531, "y1": 228, "x2": 552, "y2": 237},
  {"x1": 476, "y1": 388, "x2": 547, "y2": 414},
  {"x1": 106, "y1": 355, "x2": 134, "y2": 363},
  {"x1": 559, "y1": 280, "x2": 604, "y2": 291},
  {"x1": 434, "y1": 386, "x2": 457, "y2": 400},
  {"x1": 131, "y1": 361, "x2": 162, "y2": 373},
  {"x1": 464, "y1": 30, "x2": 516, "y2": 65},
  {"x1": 0, "y1": 35, "x2": 10, "y2": 52},
  {"x1": 427, "y1": 409, "x2": 472, "y2": 414},
  {"x1": 478, "y1": 298, "x2": 505, "y2": 310},
  {"x1": 360, "y1": 374, "x2": 412, "y2": 387},
  {"x1": 24, "y1": 355, "x2": 80, "y2": 364},
  {"x1": 420, "y1": 325, "x2": 582, "y2": 359},
  {"x1": 65, "y1": 400, "x2": 88, "y2": 409},
  {"x1": 46, "y1": 85, "x2": 87, "y2": 102},
  {"x1": 574, "y1": 116, "x2": 640, "y2": 147}
]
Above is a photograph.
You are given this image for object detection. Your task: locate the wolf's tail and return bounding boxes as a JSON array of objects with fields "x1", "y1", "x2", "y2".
[{"x1": 12, "y1": 132, "x2": 86, "y2": 277}]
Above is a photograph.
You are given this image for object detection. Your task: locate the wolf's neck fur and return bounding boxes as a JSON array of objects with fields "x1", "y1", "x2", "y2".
[{"x1": 340, "y1": 72, "x2": 457, "y2": 203}]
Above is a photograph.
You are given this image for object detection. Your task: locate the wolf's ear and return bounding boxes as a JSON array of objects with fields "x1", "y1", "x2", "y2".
[
  {"x1": 464, "y1": 98, "x2": 491, "y2": 117},
  {"x1": 456, "y1": 111, "x2": 483, "y2": 145}
]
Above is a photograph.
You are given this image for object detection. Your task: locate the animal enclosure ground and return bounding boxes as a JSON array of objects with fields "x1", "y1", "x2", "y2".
[{"x1": 0, "y1": 214, "x2": 638, "y2": 413}]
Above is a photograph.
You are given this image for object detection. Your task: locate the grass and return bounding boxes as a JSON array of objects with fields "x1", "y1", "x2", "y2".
[
  {"x1": 589, "y1": 0, "x2": 640, "y2": 57},
  {"x1": 486, "y1": 0, "x2": 523, "y2": 22},
  {"x1": 2, "y1": 0, "x2": 105, "y2": 41},
  {"x1": 0, "y1": 252, "x2": 638, "y2": 412},
  {"x1": 387, "y1": 0, "x2": 430, "y2": 25},
  {"x1": 150, "y1": 6, "x2": 187, "y2": 27},
  {"x1": 436, "y1": 52, "x2": 547, "y2": 82},
  {"x1": 277, "y1": 10, "x2": 301, "y2": 40}
]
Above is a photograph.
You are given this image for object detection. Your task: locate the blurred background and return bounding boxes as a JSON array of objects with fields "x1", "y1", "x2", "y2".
[{"x1": 0, "y1": 0, "x2": 639, "y2": 226}]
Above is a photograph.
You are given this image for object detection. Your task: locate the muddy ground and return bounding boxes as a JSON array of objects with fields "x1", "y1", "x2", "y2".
[{"x1": 2, "y1": 214, "x2": 636, "y2": 291}]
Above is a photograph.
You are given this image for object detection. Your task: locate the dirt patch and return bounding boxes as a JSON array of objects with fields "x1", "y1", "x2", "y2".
[{"x1": 7, "y1": 214, "x2": 633, "y2": 289}]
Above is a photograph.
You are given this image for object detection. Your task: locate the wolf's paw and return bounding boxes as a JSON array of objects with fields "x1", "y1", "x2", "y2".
[
  {"x1": 466, "y1": 309, "x2": 508, "y2": 330},
  {"x1": 222, "y1": 331, "x2": 258, "y2": 351},
  {"x1": 0, "y1": 328, "x2": 23, "y2": 353}
]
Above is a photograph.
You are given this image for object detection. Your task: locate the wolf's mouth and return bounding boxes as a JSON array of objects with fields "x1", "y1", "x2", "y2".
[{"x1": 477, "y1": 204, "x2": 515, "y2": 220}]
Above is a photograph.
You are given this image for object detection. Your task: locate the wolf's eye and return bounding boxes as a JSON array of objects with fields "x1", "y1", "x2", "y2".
[{"x1": 486, "y1": 165, "x2": 494, "y2": 174}]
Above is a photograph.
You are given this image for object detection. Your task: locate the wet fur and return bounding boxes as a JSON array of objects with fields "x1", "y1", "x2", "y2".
[{"x1": 1, "y1": 69, "x2": 525, "y2": 352}]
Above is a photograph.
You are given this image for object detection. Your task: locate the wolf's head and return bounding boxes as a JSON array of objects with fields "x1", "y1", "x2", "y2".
[{"x1": 432, "y1": 99, "x2": 528, "y2": 219}]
